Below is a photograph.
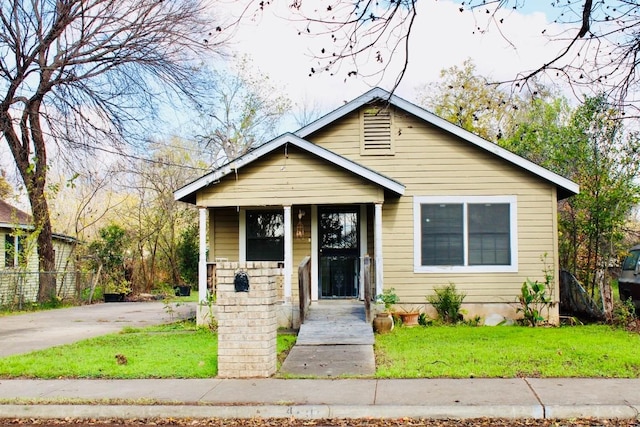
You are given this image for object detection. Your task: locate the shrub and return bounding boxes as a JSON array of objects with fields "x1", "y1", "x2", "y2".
[
  {"x1": 376, "y1": 287, "x2": 399, "y2": 313},
  {"x1": 517, "y1": 278, "x2": 553, "y2": 326},
  {"x1": 426, "y1": 283, "x2": 465, "y2": 323},
  {"x1": 177, "y1": 224, "x2": 199, "y2": 286},
  {"x1": 612, "y1": 298, "x2": 636, "y2": 327}
]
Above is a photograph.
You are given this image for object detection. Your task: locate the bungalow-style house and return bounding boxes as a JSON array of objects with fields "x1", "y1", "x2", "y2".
[
  {"x1": 0, "y1": 199, "x2": 78, "y2": 306},
  {"x1": 175, "y1": 88, "x2": 579, "y2": 327}
]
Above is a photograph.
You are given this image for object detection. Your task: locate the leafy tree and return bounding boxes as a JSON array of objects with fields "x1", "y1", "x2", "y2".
[
  {"x1": 89, "y1": 223, "x2": 130, "y2": 290},
  {"x1": 177, "y1": 224, "x2": 199, "y2": 286},
  {"x1": 122, "y1": 138, "x2": 203, "y2": 292},
  {"x1": 0, "y1": 171, "x2": 12, "y2": 200},
  {"x1": 0, "y1": 0, "x2": 221, "y2": 302},
  {"x1": 417, "y1": 59, "x2": 525, "y2": 141},
  {"x1": 503, "y1": 95, "x2": 640, "y2": 297}
]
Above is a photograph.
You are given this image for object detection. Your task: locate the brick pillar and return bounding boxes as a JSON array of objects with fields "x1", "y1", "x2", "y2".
[{"x1": 216, "y1": 262, "x2": 278, "y2": 378}]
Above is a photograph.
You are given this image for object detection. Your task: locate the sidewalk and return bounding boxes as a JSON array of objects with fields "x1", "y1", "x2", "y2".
[{"x1": 0, "y1": 378, "x2": 638, "y2": 420}]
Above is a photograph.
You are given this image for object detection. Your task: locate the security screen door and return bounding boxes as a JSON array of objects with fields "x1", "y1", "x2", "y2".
[{"x1": 318, "y1": 207, "x2": 360, "y2": 298}]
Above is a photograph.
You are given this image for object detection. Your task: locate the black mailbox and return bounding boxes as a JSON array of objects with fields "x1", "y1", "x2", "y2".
[{"x1": 234, "y1": 271, "x2": 249, "y2": 292}]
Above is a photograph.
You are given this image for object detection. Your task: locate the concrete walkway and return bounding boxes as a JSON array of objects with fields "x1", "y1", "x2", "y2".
[
  {"x1": 0, "y1": 378, "x2": 639, "y2": 420},
  {"x1": 0, "y1": 301, "x2": 196, "y2": 357},
  {"x1": 280, "y1": 301, "x2": 375, "y2": 377}
]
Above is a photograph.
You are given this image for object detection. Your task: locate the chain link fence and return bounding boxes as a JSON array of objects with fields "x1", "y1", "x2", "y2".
[{"x1": 0, "y1": 271, "x2": 95, "y2": 311}]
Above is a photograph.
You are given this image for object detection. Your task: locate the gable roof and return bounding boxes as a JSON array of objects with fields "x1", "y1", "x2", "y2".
[
  {"x1": 0, "y1": 199, "x2": 77, "y2": 244},
  {"x1": 174, "y1": 132, "x2": 406, "y2": 204},
  {"x1": 296, "y1": 87, "x2": 579, "y2": 200},
  {"x1": 0, "y1": 199, "x2": 32, "y2": 227}
]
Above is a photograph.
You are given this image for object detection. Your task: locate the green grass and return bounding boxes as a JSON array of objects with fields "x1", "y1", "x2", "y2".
[
  {"x1": 375, "y1": 324, "x2": 640, "y2": 378},
  {"x1": 4, "y1": 319, "x2": 639, "y2": 379},
  {"x1": 0, "y1": 321, "x2": 296, "y2": 379}
]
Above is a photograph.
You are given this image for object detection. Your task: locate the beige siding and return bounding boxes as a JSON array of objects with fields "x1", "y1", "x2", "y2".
[
  {"x1": 209, "y1": 206, "x2": 311, "y2": 301},
  {"x1": 308, "y1": 107, "x2": 561, "y2": 305},
  {"x1": 212, "y1": 208, "x2": 239, "y2": 262},
  {"x1": 197, "y1": 146, "x2": 384, "y2": 207}
]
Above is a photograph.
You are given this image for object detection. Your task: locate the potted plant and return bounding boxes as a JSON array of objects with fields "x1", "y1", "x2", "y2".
[
  {"x1": 103, "y1": 279, "x2": 131, "y2": 302},
  {"x1": 397, "y1": 305, "x2": 421, "y2": 327},
  {"x1": 373, "y1": 288, "x2": 398, "y2": 333},
  {"x1": 174, "y1": 283, "x2": 192, "y2": 297}
]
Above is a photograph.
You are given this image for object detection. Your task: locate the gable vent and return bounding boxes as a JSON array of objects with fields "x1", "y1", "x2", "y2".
[{"x1": 361, "y1": 107, "x2": 394, "y2": 155}]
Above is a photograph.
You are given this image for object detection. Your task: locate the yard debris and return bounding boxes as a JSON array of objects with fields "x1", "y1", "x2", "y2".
[
  {"x1": 559, "y1": 270, "x2": 604, "y2": 320},
  {"x1": 0, "y1": 419, "x2": 638, "y2": 426}
]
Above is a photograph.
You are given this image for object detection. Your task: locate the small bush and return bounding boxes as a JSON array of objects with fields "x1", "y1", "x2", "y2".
[
  {"x1": 612, "y1": 298, "x2": 636, "y2": 327},
  {"x1": 517, "y1": 278, "x2": 553, "y2": 327},
  {"x1": 426, "y1": 283, "x2": 465, "y2": 324},
  {"x1": 376, "y1": 287, "x2": 399, "y2": 312},
  {"x1": 417, "y1": 312, "x2": 433, "y2": 326}
]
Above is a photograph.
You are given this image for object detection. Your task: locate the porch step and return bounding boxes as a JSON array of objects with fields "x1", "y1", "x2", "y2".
[
  {"x1": 280, "y1": 301, "x2": 375, "y2": 377},
  {"x1": 296, "y1": 301, "x2": 374, "y2": 345}
]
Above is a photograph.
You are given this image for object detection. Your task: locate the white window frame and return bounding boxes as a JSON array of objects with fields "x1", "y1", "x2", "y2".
[{"x1": 413, "y1": 195, "x2": 518, "y2": 273}]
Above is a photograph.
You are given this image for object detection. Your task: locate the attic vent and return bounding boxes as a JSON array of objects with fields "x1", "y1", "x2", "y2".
[{"x1": 361, "y1": 106, "x2": 394, "y2": 155}]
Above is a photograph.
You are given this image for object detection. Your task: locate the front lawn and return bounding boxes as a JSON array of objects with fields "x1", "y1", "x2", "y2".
[
  {"x1": 2, "y1": 321, "x2": 638, "y2": 379},
  {"x1": 375, "y1": 324, "x2": 640, "y2": 378},
  {"x1": 0, "y1": 321, "x2": 296, "y2": 379}
]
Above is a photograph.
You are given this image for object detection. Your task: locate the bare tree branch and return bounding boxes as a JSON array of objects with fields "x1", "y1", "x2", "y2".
[{"x1": 0, "y1": 0, "x2": 225, "y2": 301}]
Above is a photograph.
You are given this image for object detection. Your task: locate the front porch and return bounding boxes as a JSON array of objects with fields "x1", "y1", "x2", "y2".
[{"x1": 195, "y1": 203, "x2": 385, "y2": 329}]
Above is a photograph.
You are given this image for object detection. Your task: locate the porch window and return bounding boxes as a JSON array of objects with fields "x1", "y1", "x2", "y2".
[
  {"x1": 413, "y1": 196, "x2": 518, "y2": 273},
  {"x1": 246, "y1": 210, "x2": 284, "y2": 261}
]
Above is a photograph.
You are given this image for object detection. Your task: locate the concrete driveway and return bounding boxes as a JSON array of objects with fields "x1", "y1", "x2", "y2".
[{"x1": 0, "y1": 301, "x2": 196, "y2": 357}]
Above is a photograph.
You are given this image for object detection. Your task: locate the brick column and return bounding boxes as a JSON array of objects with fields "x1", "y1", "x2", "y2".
[{"x1": 216, "y1": 262, "x2": 278, "y2": 378}]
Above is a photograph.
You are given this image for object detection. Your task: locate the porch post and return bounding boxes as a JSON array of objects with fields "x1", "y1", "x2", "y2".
[
  {"x1": 283, "y1": 205, "x2": 292, "y2": 301},
  {"x1": 374, "y1": 203, "x2": 383, "y2": 296},
  {"x1": 198, "y1": 207, "x2": 208, "y2": 306}
]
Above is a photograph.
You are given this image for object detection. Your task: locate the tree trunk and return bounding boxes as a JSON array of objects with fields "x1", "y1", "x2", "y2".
[
  {"x1": 27, "y1": 101, "x2": 57, "y2": 302},
  {"x1": 29, "y1": 185, "x2": 57, "y2": 302}
]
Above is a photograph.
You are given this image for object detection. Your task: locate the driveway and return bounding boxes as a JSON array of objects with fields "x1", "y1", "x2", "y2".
[{"x1": 0, "y1": 301, "x2": 196, "y2": 357}]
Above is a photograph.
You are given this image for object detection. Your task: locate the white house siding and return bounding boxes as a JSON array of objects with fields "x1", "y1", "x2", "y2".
[
  {"x1": 53, "y1": 239, "x2": 77, "y2": 299},
  {"x1": 1, "y1": 229, "x2": 77, "y2": 305}
]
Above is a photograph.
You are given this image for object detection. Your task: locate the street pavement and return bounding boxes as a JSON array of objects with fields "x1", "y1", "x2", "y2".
[{"x1": 0, "y1": 302, "x2": 639, "y2": 421}]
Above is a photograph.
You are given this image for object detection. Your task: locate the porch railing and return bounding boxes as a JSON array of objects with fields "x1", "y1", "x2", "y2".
[
  {"x1": 298, "y1": 256, "x2": 311, "y2": 324},
  {"x1": 363, "y1": 255, "x2": 375, "y2": 322}
]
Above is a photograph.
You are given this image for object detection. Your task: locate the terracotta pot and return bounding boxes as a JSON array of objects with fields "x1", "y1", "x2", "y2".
[
  {"x1": 399, "y1": 312, "x2": 420, "y2": 327},
  {"x1": 373, "y1": 312, "x2": 394, "y2": 334}
]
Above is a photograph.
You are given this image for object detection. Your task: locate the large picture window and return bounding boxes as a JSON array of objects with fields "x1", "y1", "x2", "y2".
[
  {"x1": 414, "y1": 196, "x2": 517, "y2": 273},
  {"x1": 246, "y1": 210, "x2": 284, "y2": 261}
]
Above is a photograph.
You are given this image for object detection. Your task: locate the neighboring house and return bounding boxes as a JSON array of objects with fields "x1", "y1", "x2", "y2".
[
  {"x1": 0, "y1": 199, "x2": 78, "y2": 306},
  {"x1": 175, "y1": 88, "x2": 579, "y2": 326}
]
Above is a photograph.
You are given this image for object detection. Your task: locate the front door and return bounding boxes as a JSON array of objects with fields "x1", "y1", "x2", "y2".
[{"x1": 319, "y1": 207, "x2": 360, "y2": 298}]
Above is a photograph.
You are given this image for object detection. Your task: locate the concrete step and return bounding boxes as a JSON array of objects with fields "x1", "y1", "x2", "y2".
[{"x1": 280, "y1": 301, "x2": 375, "y2": 377}]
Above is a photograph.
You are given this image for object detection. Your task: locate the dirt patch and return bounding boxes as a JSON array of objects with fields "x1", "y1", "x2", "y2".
[{"x1": 0, "y1": 419, "x2": 638, "y2": 426}]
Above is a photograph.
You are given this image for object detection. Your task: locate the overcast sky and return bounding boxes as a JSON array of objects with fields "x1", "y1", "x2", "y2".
[{"x1": 223, "y1": 0, "x2": 571, "y2": 123}]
